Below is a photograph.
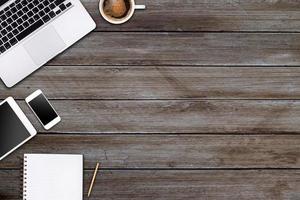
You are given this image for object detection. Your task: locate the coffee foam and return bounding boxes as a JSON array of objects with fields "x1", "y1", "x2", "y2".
[{"x1": 103, "y1": 0, "x2": 131, "y2": 19}]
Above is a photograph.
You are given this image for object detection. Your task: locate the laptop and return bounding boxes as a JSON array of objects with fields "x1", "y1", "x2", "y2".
[{"x1": 0, "y1": 0, "x2": 96, "y2": 87}]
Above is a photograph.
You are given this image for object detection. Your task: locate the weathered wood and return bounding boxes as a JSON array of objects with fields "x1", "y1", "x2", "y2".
[
  {"x1": 82, "y1": 0, "x2": 300, "y2": 32},
  {"x1": 0, "y1": 135, "x2": 299, "y2": 169},
  {"x1": 10, "y1": 100, "x2": 300, "y2": 134},
  {"x1": 1, "y1": 0, "x2": 299, "y2": 198},
  {"x1": 1, "y1": 170, "x2": 300, "y2": 200},
  {"x1": 48, "y1": 32, "x2": 300, "y2": 66},
  {"x1": 2, "y1": 66, "x2": 300, "y2": 100},
  {"x1": 84, "y1": 170, "x2": 300, "y2": 200}
]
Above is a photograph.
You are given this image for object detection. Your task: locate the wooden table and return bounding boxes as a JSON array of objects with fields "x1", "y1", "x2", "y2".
[{"x1": 1, "y1": 0, "x2": 300, "y2": 199}]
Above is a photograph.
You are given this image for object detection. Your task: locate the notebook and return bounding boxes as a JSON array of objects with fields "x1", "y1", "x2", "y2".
[{"x1": 23, "y1": 154, "x2": 83, "y2": 200}]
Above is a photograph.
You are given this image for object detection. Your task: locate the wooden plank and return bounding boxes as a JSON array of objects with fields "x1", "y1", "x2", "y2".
[
  {"x1": 82, "y1": 0, "x2": 300, "y2": 32},
  {"x1": 85, "y1": 170, "x2": 300, "y2": 200},
  {"x1": 48, "y1": 32, "x2": 300, "y2": 66},
  {"x1": 2, "y1": 66, "x2": 300, "y2": 100},
  {"x1": 1, "y1": 170, "x2": 300, "y2": 199},
  {"x1": 0, "y1": 135, "x2": 299, "y2": 169},
  {"x1": 14, "y1": 100, "x2": 300, "y2": 134}
]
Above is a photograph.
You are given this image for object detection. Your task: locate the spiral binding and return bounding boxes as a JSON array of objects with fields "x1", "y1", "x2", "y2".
[{"x1": 21, "y1": 155, "x2": 28, "y2": 200}]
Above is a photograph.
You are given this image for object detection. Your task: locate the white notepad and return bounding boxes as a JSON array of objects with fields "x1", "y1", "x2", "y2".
[{"x1": 23, "y1": 154, "x2": 83, "y2": 200}]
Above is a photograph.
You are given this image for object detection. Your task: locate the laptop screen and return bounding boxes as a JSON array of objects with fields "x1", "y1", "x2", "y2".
[{"x1": 0, "y1": 0, "x2": 9, "y2": 7}]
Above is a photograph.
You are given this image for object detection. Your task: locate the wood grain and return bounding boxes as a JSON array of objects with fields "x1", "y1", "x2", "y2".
[
  {"x1": 85, "y1": 170, "x2": 300, "y2": 200},
  {"x1": 48, "y1": 32, "x2": 300, "y2": 66},
  {"x1": 16, "y1": 100, "x2": 300, "y2": 134},
  {"x1": 0, "y1": 135, "x2": 299, "y2": 169},
  {"x1": 1, "y1": 170, "x2": 299, "y2": 200},
  {"x1": 1, "y1": 0, "x2": 300, "y2": 197},
  {"x1": 2, "y1": 66, "x2": 300, "y2": 100},
  {"x1": 82, "y1": 0, "x2": 300, "y2": 32}
]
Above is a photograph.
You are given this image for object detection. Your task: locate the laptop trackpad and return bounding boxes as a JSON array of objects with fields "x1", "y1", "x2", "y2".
[{"x1": 24, "y1": 25, "x2": 66, "y2": 66}]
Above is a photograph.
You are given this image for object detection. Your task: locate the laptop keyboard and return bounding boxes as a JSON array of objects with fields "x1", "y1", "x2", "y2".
[{"x1": 0, "y1": 0, "x2": 72, "y2": 55}]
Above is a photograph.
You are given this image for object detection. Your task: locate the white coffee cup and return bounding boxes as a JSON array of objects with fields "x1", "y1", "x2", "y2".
[{"x1": 99, "y1": 0, "x2": 146, "y2": 24}]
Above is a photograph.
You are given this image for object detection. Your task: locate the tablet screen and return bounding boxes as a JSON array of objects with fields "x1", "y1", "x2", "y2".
[{"x1": 0, "y1": 102, "x2": 31, "y2": 158}]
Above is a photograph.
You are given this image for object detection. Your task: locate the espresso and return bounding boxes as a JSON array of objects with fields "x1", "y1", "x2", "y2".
[{"x1": 103, "y1": 0, "x2": 131, "y2": 19}]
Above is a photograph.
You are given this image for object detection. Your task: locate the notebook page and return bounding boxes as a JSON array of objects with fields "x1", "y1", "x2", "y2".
[{"x1": 24, "y1": 154, "x2": 83, "y2": 200}]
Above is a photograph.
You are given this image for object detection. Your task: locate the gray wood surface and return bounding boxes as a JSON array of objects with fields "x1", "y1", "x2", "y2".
[
  {"x1": 0, "y1": 135, "x2": 299, "y2": 169},
  {"x1": 2, "y1": 66, "x2": 300, "y2": 100},
  {"x1": 48, "y1": 33, "x2": 300, "y2": 66},
  {"x1": 1, "y1": 0, "x2": 300, "y2": 199},
  {"x1": 1, "y1": 170, "x2": 300, "y2": 200},
  {"x1": 82, "y1": 0, "x2": 300, "y2": 32},
  {"x1": 15, "y1": 100, "x2": 300, "y2": 134}
]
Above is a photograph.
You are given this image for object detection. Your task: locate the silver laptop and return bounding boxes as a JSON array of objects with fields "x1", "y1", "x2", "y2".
[{"x1": 0, "y1": 0, "x2": 96, "y2": 87}]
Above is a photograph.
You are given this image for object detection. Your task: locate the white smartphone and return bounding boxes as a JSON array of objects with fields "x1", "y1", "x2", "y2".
[
  {"x1": 0, "y1": 97, "x2": 37, "y2": 161},
  {"x1": 26, "y1": 90, "x2": 61, "y2": 130}
]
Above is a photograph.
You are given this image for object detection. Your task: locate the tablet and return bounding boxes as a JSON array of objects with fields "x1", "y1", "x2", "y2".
[{"x1": 0, "y1": 97, "x2": 37, "y2": 161}]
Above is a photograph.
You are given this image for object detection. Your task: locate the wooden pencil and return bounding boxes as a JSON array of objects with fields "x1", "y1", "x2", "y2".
[{"x1": 88, "y1": 162, "x2": 100, "y2": 197}]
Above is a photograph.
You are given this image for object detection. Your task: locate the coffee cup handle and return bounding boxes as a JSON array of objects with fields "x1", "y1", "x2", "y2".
[{"x1": 135, "y1": 5, "x2": 146, "y2": 10}]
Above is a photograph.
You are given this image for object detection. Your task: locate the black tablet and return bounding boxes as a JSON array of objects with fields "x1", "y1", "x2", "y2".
[{"x1": 0, "y1": 97, "x2": 36, "y2": 161}]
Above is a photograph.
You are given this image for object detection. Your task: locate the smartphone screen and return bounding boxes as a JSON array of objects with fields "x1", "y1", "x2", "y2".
[{"x1": 28, "y1": 93, "x2": 58, "y2": 126}]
